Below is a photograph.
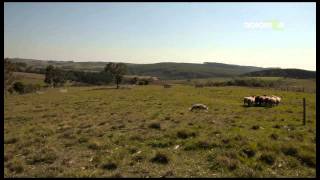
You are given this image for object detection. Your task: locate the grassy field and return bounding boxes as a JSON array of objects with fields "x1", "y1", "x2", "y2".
[
  {"x1": 169, "y1": 77, "x2": 316, "y2": 93},
  {"x1": 13, "y1": 72, "x2": 45, "y2": 86},
  {"x1": 4, "y1": 85, "x2": 316, "y2": 177}
]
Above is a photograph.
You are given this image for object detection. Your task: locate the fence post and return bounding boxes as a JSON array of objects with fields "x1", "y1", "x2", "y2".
[{"x1": 303, "y1": 98, "x2": 306, "y2": 126}]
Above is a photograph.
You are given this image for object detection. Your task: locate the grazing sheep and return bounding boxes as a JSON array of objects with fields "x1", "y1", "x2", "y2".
[
  {"x1": 265, "y1": 96, "x2": 277, "y2": 107},
  {"x1": 251, "y1": 95, "x2": 281, "y2": 107},
  {"x1": 254, "y1": 96, "x2": 262, "y2": 106},
  {"x1": 244, "y1": 96, "x2": 255, "y2": 106},
  {"x1": 271, "y1": 95, "x2": 281, "y2": 106},
  {"x1": 255, "y1": 95, "x2": 268, "y2": 106},
  {"x1": 189, "y1": 104, "x2": 209, "y2": 112}
]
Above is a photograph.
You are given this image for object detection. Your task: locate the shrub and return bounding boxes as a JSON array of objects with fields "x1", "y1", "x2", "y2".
[
  {"x1": 148, "y1": 122, "x2": 161, "y2": 129},
  {"x1": 184, "y1": 140, "x2": 217, "y2": 151},
  {"x1": 259, "y1": 153, "x2": 275, "y2": 165},
  {"x1": 12, "y1": 82, "x2": 41, "y2": 94},
  {"x1": 241, "y1": 147, "x2": 256, "y2": 158},
  {"x1": 132, "y1": 154, "x2": 144, "y2": 162},
  {"x1": 251, "y1": 125, "x2": 260, "y2": 130},
  {"x1": 297, "y1": 152, "x2": 316, "y2": 167},
  {"x1": 272, "y1": 124, "x2": 281, "y2": 129},
  {"x1": 269, "y1": 133, "x2": 279, "y2": 140},
  {"x1": 101, "y1": 162, "x2": 117, "y2": 170},
  {"x1": 149, "y1": 139, "x2": 172, "y2": 148},
  {"x1": 281, "y1": 145, "x2": 298, "y2": 157},
  {"x1": 87, "y1": 141, "x2": 103, "y2": 150},
  {"x1": 150, "y1": 152, "x2": 169, "y2": 164},
  {"x1": 177, "y1": 130, "x2": 196, "y2": 139},
  {"x1": 13, "y1": 82, "x2": 25, "y2": 94},
  {"x1": 216, "y1": 155, "x2": 239, "y2": 171}
]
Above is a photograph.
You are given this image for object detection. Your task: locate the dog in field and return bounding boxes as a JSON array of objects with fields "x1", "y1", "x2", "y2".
[{"x1": 189, "y1": 104, "x2": 209, "y2": 112}]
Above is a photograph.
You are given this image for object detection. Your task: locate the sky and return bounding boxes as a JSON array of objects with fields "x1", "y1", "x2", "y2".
[{"x1": 4, "y1": 2, "x2": 316, "y2": 70}]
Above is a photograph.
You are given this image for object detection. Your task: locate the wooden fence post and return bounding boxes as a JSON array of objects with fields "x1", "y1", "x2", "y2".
[{"x1": 303, "y1": 98, "x2": 306, "y2": 126}]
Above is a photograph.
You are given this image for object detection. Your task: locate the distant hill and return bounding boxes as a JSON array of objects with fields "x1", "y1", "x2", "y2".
[
  {"x1": 242, "y1": 68, "x2": 316, "y2": 79},
  {"x1": 7, "y1": 58, "x2": 264, "y2": 80}
]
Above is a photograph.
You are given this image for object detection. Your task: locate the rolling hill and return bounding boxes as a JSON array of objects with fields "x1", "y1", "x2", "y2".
[
  {"x1": 242, "y1": 68, "x2": 316, "y2": 79},
  {"x1": 7, "y1": 58, "x2": 264, "y2": 80}
]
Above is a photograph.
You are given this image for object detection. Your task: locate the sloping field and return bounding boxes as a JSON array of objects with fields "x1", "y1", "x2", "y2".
[
  {"x1": 13, "y1": 72, "x2": 45, "y2": 85},
  {"x1": 4, "y1": 85, "x2": 316, "y2": 177}
]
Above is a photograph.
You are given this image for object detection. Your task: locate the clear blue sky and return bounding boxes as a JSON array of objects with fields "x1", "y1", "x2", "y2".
[{"x1": 4, "y1": 2, "x2": 316, "y2": 70}]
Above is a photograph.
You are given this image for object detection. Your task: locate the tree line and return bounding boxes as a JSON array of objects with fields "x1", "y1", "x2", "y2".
[
  {"x1": 4, "y1": 58, "x2": 129, "y2": 95},
  {"x1": 43, "y1": 63, "x2": 127, "y2": 88}
]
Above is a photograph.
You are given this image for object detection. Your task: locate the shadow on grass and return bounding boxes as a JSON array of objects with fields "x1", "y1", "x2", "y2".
[{"x1": 241, "y1": 105, "x2": 272, "y2": 109}]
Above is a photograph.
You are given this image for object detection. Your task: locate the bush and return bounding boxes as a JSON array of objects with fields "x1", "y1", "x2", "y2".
[
  {"x1": 149, "y1": 139, "x2": 172, "y2": 148},
  {"x1": 184, "y1": 140, "x2": 217, "y2": 151},
  {"x1": 281, "y1": 145, "x2": 298, "y2": 157},
  {"x1": 148, "y1": 122, "x2": 161, "y2": 129},
  {"x1": 150, "y1": 152, "x2": 169, "y2": 164},
  {"x1": 241, "y1": 147, "x2": 256, "y2": 158},
  {"x1": 259, "y1": 153, "x2": 275, "y2": 165},
  {"x1": 251, "y1": 125, "x2": 260, "y2": 130},
  {"x1": 176, "y1": 130, "x2": 196, "y2": 139},
  {"x1": 13, "y1": 82, "x2": 25, "y2": 94},
  {"x1": 269, "y1": 133, "x2": 279, "y2": 140},
  {"x1": 298, "y1": 153, "x2": 316, "y2": 167},
  {"x1": 12, "y1": 82, "x2": 41, "y2": 94},
  {"x1": 101, "y1": 162, "x2": 117, "y2": 170},
  {"x1": 209, "y1": 154, "x2": 239, "y2": 171}
]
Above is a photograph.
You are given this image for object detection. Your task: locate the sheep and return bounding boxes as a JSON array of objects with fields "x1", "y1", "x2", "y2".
[
  {"x1": 265, "y1": 96, "x2": 277, "y2": 107},
  {"x1": 255, "y1": 95, "x2": 268, "y2": 106},
  {"x1": 270, "y1": 95, "x2": 281, "y2": 106},
  {"x1": 244, "y1": 96, "x2": 255, "y2": 106},
  {"x1": 189, "y1": 104, "x2": 209, "y2": 112},
  {"x1": 251, "y1": 95, "x2": 281, "y2": 107}
]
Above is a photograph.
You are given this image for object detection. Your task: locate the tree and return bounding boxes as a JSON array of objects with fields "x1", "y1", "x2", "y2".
[
  {"x1": 104, "y1": 63, "x2": 127, "y2": 89},
  {"x1": 44, "y1": 65, "x2": 55, "y2": 87},
  {"x1": 44, "y1": 65, "x2": 66, "y2": 87},
  {"x1": 4, "y1": 58, "x2": 16, "y2": 93},
  {"x1": 52, "y1": 67, "x2": 66, "y2": 87}
]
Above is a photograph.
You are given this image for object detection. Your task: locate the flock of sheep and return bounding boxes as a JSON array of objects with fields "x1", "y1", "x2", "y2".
[
  {"x1": 244, "y1": 95, "x2": 281, "y2": 107},
  {"x1": 188, "y1": 95, "x2": 281, "y2": 112}
]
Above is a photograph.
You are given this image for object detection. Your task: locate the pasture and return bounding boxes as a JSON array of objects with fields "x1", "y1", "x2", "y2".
[
  {"x1": 4, "y1": 85, "x2": 316, "y2": 177},
  {"x1": 13, "y1": 72, "x2": 46, "y2": 86}
]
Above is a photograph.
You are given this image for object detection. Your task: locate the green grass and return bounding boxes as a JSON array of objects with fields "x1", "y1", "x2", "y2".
[{"x1": 4, "y1": 85, "x2": 316, "y2": 177}]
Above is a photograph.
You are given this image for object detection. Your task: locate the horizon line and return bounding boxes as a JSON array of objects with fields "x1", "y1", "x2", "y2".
[{"x1": 5, "y1": 56, "x2": 316, "y2": 71}]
